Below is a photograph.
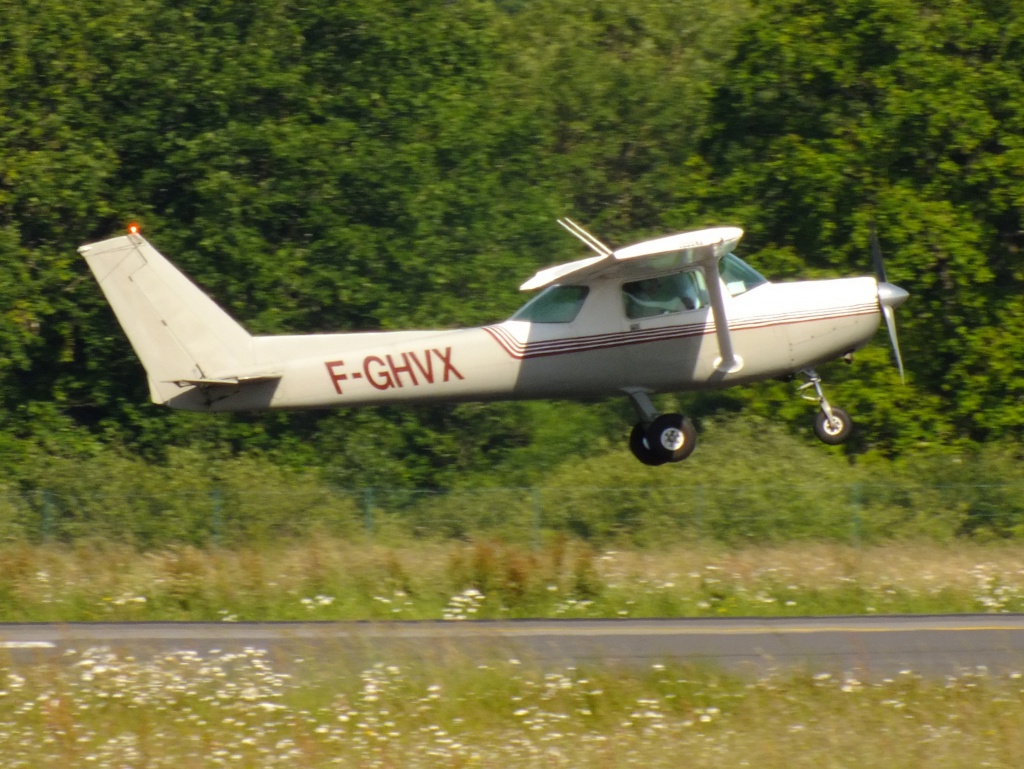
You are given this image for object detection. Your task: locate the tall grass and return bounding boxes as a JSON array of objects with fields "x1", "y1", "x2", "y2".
[{"x1": 3, "y1": 539, "x2": 1024, "y2": 622}]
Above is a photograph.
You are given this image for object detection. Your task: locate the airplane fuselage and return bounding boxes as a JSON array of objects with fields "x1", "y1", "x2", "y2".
[{"x1": 165, "y1": 276, "x2": 881, "y2": 412}]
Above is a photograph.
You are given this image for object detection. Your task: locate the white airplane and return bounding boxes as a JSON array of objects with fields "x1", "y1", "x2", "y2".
[{"x1": 79, "y1": 220, "x2": 908, "y2": 465}]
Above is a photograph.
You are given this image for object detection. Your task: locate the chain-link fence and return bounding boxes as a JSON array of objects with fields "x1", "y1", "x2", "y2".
[{"x1": 3, "y1": 479, "x2": 1024, "y2": 548}]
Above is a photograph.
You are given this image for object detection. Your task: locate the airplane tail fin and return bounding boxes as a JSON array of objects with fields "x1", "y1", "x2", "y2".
[{"x1": 79, "y1": 232, "x2": 267, "y2": 405}]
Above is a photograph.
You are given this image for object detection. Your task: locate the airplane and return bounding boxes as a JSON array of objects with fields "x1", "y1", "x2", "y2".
[{"x1": 78, "y1": 220, "x2": 908, "y2": 466}]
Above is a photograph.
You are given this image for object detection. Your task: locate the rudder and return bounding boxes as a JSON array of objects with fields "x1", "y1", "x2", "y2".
[{"x1": 79, "y1": 233, "x2": 256, "y2": 404}]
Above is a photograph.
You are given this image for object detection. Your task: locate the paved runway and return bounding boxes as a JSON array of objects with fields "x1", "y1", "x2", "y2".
[{"x1": 3, "y1": 615, "x2": 1024, "y2": 678}]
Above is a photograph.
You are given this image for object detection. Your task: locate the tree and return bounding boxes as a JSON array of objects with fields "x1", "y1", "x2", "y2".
[{"x1": 701, "y1": 0, "x2": 1024, "y2": 448}]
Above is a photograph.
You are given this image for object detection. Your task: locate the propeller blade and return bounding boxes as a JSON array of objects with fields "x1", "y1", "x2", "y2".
[
  {"x1": 871, "y1": 226, "x2": 907, "y2": 383},
  {"x1": 882, "y1": 304, "x2": 905, "y2": 384}
]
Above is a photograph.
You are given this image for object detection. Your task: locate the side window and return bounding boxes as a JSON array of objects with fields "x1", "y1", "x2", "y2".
[
  {"x1": 622, "y1": 271, "x2": 708, "y2": 320},
  {"x1": 510, "y1": 285, "x2": 589, "y2": 323}
]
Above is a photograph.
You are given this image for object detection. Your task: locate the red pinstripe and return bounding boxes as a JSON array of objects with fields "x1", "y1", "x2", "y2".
[{"x1": 484, "y1": 304, "x2": 878, "y2": 360}]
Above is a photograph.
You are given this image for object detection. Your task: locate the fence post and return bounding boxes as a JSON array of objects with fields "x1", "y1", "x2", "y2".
[
  {"x1": 41, "y1": 489, "x2": 55, "y2": 543},
  {"x1": 363, "y1": 488, "x2": 375, "y2": 536},
  {"x1": 211, "y1": 486, "x2": 223, "y2": 547},
  {"x1": 850, "y1": 483, "x2": 862, "y2": 548},
  {"x1": 694, "y1": 483, "x2": 704, "y2": 541},
  {"x1": 532, "y1": 487, "x2": 542, "y2": 550}
]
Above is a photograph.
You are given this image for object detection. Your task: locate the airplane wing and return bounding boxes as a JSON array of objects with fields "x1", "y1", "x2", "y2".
[{"x1": 519, "y1": 226, "x2": 743, "y2": 291}]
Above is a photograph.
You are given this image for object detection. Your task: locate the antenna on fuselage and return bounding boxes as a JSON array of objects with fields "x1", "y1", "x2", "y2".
[{"x1": 557, "y1": 218, "x2": 614, "y2": 257}]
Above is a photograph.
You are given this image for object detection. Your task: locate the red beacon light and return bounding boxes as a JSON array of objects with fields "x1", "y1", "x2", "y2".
[{"x1": 127, "y1": 223, "x2": 140, "y2": 235}]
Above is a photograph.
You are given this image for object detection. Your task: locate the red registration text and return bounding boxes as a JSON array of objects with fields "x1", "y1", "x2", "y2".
[{"x1": 325, "y1": 347, "x2": 464, "y2": 395}]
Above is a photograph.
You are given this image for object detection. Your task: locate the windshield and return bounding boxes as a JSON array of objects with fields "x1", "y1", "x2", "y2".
[
  {"x1": 719, "y1": 253, "x2": 767, "y2": 296},
  {"x1": 510, "y1": 285, "x2": 589, "y2": 323}
]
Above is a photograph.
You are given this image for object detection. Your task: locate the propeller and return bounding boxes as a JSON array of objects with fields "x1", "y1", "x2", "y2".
[{"x1": 870, "y1": 226, "x2": 909, "y2": 383}]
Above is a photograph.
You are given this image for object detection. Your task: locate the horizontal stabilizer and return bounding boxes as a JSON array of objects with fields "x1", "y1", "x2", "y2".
[{"x1": 173, "y1": 371, "x2": 283, "y2": 388}]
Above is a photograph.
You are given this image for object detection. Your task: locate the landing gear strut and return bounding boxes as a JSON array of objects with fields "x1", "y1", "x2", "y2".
[
  {"x1": 797, "y1": 369, "x2": 853, "y2": 445},
  {"x1": 626, "y1": 391, "x2": 698, "y2": 465}
]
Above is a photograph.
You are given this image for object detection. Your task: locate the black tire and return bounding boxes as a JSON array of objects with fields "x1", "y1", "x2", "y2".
[
  {"x1": 645, "y1": 413, "x2": 698, "y2": 463},
  {"x1": 629, "y1": 423, "x2": 667, "y2": 466},
  {"x1": 814, "y1": 407, "x2": 853, "y2": 445}
]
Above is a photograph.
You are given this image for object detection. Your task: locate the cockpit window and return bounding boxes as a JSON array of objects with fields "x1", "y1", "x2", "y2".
[
  {"x1": 510, "y1": 285, "x2": 589, "y2": 323},
  {"x1": 622, "y1": 270, "x2": 709, "y2": 319},
  {"x1": 720, "y1": 253, "x2": 768, "y2": 297}
]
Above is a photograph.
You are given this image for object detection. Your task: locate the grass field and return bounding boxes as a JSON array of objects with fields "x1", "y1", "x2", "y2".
[
  {"x1": 1, "y1": 648, "x2": 1022, "y2": 768},
  {"x1": 2, "y1": 538, "x2": 1024, "y2": 622},
  {"x1": 3, "y1": 539, "x2": 1024, "y2": 766}
]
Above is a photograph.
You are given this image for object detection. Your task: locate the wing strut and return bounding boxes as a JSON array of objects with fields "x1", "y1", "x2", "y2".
[
  {"x1": 704, "y1": 258, "x2": 743, "y2": 374},
  {"x1": 557, "y1": 218, "x2": 614, "y2": 257}
]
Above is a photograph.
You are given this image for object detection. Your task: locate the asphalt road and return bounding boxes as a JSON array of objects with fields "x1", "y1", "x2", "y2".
[{"x1": 3, "y1": 615, "x2": 1024, "y2": 678}]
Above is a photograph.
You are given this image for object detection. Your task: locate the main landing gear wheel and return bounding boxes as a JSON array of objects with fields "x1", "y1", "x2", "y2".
[
  {"x1": 624, "y1": 392, "x2": 698, "y2": 465},
  {"x1": 814, "y1": 407, "x2": 853, "y2": 445},
  {"x1": 629, "y1": 423, "x2": 667, "y2": 466},
  {"x1": 646, "y1": 413, "x2": 698, "y2": 463}
]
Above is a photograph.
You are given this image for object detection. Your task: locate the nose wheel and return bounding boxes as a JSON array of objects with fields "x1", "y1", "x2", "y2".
[
  {"x1": 625, "y1": 391, "x2": 698, "y2": 465},
  {"x1": 798, "y1": 370, "x2": 853, "y2": 445}
]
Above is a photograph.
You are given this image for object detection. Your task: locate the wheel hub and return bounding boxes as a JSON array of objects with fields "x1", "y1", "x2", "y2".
[
  {"x1": 822, "y1": 416, "x2": 843, "y2": 435},
  {"x1": 660, "y1": 428, "x2": 686, "y2": 451},
  {"x1": 631, "y1": 412, "x2": 698, "y2": 464}
]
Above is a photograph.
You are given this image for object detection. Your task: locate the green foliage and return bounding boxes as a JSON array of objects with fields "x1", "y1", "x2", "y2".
[
  {"x1": 5, "y1": 415, "x2": 1024, "y2": 549},
  {"x1": 705, "y1": 0, "x2": 1024, "y2": 445},
  {"x1": 3, "y1": 447, "x2": 361, "y2": 547},
  {"x1": 532, "y1": 415, "x2": 859, "y2": 544},
  {"x1": 2, "y1": 0, "x2": 1024, "y2": 490}
]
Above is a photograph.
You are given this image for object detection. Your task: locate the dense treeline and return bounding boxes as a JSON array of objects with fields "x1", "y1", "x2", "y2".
[{"x1": 2, "y1": 0, "x2": 1024, "y2": 491}]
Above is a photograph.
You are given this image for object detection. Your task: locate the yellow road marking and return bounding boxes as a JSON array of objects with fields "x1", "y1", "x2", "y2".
[{"x1": 481, "y1": 623, "x2": 1024, "y2": 637}]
